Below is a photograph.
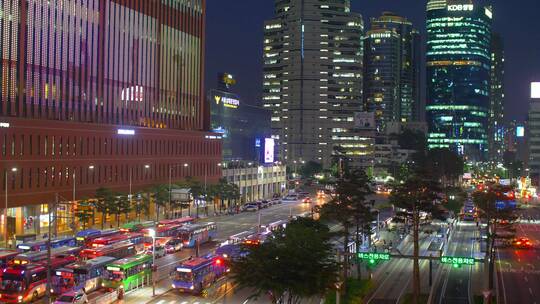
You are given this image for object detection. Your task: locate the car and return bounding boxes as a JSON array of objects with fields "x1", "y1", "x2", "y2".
[
  {"x1": 165, "y1": 239, "x2": 183, "y2": 253},
  {"x1": 317, "y1": 190, "x2": 325, "y2": 199},
  {"x1": 146, "y1": 245, "x2": 166, "y2": 258},
  {"x1": 298, "y1": 191, "x2": 310, "y2": 196},
  {"x1": 302, "y1": 197, "x2": 312, "y2": 204},
  {"x1": 281, "y1": 195, "x2": 300, "y2": 203},
  {"x1": 513, "y1": 237, "x2": 533, "y2": 249},
  {"x1": 243, "y1": 204, "x2": 259, "y2": 212},
  {"x1": 260, "y1": 200, "x2": 270, "y2": 208},
  {"x1": 54, "y1": 290, "x2": 88, "y2": 304}
]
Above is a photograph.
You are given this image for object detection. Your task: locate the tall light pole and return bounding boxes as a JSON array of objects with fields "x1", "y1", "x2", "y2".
[
  {"x1": 4, "y1": 167, "x2": 16, "y2": 247},
  {"x1": 148, "y1": 228, "x2": 156, "y2": 296}
]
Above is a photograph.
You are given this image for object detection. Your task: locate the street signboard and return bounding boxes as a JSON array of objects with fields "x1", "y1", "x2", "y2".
[
  {"x1": 440, "y1": 256, "x2": 475, "y2": 266},
  {"x1": 358, "y1": 252, "x2": 390, "y2": 264}
]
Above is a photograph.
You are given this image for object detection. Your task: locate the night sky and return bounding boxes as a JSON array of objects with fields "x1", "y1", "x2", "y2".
[{"x1": 205, "y1": 0, "x2": 540, "y2": 122}]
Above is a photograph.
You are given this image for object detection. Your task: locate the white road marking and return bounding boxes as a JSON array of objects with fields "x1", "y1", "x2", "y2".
[
  {"x1": 156, "y1": 300, "x2": 166, "y2": 304},
  {"x1": 529, "y1": 288, "x2": 533, "y2": 295},
  {"x1": 525, "y1": 276, "x2": 528, "y2": 282}
]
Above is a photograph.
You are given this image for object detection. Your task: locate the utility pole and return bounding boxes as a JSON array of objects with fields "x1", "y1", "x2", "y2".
[{"x1": 45, "y1": 195, "x2": 57, "y2": 304}]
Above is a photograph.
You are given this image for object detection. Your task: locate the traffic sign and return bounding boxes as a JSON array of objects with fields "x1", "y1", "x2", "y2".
[
  {"x1": 440, "y1": 256, "x2": 476, "y2": 267},
  {"x1": 358, "y1": 252, "x2": 390, "y2": 264}
]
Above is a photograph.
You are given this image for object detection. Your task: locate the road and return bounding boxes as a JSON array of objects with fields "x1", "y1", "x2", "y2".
[
  {"x1": 435, "y1": 221, "x2": 480, "y2": 304},
  {"x1": 496, "y1": 205, "x2": 540, "y2": 304},
  {"x1": 366, "y1": 224, "x2": 443, "y2": 304}
]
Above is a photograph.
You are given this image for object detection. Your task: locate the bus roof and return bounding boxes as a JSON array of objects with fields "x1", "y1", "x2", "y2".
[
  {"x1": 0, "y1": 250, "x2": 18, "y2": 259},
  {"x1": 180, "y1": 222, "x2": 215, "y2": 231},
  {"x1": 71, "y1": 256, "x2": 117, "y2": 270},
  {"x1": 75, "y1": 229, "x2": 101, "y2": 238},
  {"x1": 178, "y1": 257, "x2": 212, "y2": 270},
  {"x1": 107, "y1": 254, "x2": 151, "y2": 270},
  {"x1": 4, "y1": 264, "x2": 45, "y2": 275},
  {"x1": 121, "y1": 221, "x2": 155, "y2": 230},
  {"x1": 158, "y1": 217, "x2": 194, "y2": 227}
]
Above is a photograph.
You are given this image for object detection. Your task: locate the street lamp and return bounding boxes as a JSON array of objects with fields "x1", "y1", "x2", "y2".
[{"x1": 148, "y1": 228, "x2": 156, "y2": 296}]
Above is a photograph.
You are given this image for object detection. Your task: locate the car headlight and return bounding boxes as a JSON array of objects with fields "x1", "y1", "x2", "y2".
[
  {"x1": 190, "y1": 285, "x2": 194, "y2": 290},
  {"x1": 172, "y1": 284, "x2": 175, "y2": 288},
  {"x1": 18, "y1": 295, "x2": 23, "y2": 300}
]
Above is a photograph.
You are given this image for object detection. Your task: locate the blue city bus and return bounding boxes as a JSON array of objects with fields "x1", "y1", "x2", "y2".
[
  {"x1": 17, "y1": 236, "x2": 77, "y2": 252},
  {"x1": 171, "y1": 254, "x2": 228, "y2": 294},
  {"x1": 75, "y1": 229, "x2": 120, "y2": 246},
  {"x1": 177, "y1": 223, "x2": 217, "y2": 248},
  {"x1": 52, "y1": 256, "x2": 117, "y2": 295},
  {"x1": 215, "y1": 244, "x2": 248, "y2": 261}
]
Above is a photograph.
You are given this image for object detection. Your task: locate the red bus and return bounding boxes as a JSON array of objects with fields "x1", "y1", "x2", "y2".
[
  {"x1": 80, "y1": 241, "x2": 138, "y2": 260},
  {"x1": 89, "y1": 232, "x2": 143, "y2": 248},
  {"x1": 0, "y1": 250, "x2": 18, "y2": 267},
  {"x1": 0, "y1": 256, "x2": 76, "y2": 303},
  {"x1": 157, "y1": 216, "x2": 194, "y2": 227}
]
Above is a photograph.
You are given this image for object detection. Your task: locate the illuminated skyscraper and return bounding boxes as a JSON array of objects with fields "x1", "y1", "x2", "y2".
[
  {"x1": 0, "y1": 0, "x2": 221, "y2": 238},
  {"x1": 364, "y1": 12, "x2": 421, "y2": 133},
  {"x1": 426, "y1": 0, "x2": 492, "y2": 160},
  {"x1": 489, "y1": 33, "x2": 505, "y2": 162},
  {"x1": 263, "y1": 0, "x2": 370, "y2": 168}
]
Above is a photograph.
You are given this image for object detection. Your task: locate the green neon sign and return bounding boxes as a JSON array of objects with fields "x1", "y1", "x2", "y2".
[
  {"x1": 440, "y1": 256, "x2": 476, "y2": 266},
  {"x1": 358, "y1": 252, "x2": 390, "y2": 263}
]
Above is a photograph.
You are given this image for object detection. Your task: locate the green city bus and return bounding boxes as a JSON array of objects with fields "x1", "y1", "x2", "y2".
[
  {"x1": 121, "y1": 220, "x2": 155, "y2": 232},
  {"x1": 103, "y1": 254, "x2": 152, "y2": 291}
]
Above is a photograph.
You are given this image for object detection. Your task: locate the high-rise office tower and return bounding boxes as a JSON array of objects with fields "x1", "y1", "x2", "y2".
[
  {"x1": 529, "y1": 83, "x2": 540, "y2": 182},
  {"x1": 489, "y1": 33, "x2": 505, "y2": 162},
  {"x1": 263, "y1": 0, "x2": 367, "y2": 168},
  {"x1": 0, "y1": 0, "x2": 221, "y2": 238},
  {"x1": 364, "y1": 12, "x2": 421, "y2": 133},
  {"x1": 426, "y1": 0, "x2": 492, "y2": 160}
]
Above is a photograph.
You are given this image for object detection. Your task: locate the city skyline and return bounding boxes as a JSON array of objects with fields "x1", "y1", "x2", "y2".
[{"x1": 206, "y1": 0, "x2": 539, "y2": 122}]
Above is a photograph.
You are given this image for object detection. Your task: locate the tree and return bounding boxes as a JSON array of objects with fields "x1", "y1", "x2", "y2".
[
  {"x1": 109, "y1": 194, "x2": 132, "y2": 227},
  {"x1": 389, "y1": 173, "x2": 442, "y2": 304},
  {"x1": 317, "y1": 168, "x2": 373, "y2": 289},
  {"x1": 425, "y1": 148, "x2": 464, "y2": 186},
  {"x1": 298, "y1": 161, "x2": 323, "y2": 179},
  {"x1": 150, "y1": 184, "x2": 169, "y2": 221},
  {"x1": 95, "y1": 187, "x2": 114, "y2": 229},
  {"x1": 133, "y1": 191, "x2": 150, "y2": 221},
  {"x1": 74, "y1": 198, "x2": 93, "y2": 230},
  {"x1": 472, "y1": 184, "x2": 516, "y2": 303},
  {"x1": 231, "y1": 218, "x2": 338, "y2": 304}
]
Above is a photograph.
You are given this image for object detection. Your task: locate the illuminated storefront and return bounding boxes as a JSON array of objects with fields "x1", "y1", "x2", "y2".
[{"x1": 426, "y1": 1, "x2": 492, "y2": 160}]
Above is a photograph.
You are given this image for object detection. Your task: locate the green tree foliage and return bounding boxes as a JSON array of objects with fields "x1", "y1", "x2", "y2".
[
  {"x1": 95, "y1": 187, "x2": 114, "y2": 229},
  {"x1": 299, "y1": 161, "x2": 323, "y2": 179},
  {"x1": 109, "y1": 194, "x2": 131, "y2": 227},
  {"x1": 150, "y1": 184, "x2": 169, "y2": 221},
  {"x1": 75, "y1": 198, "x2": 93, "y2": 230},
  {"x1": 425, "y1": 148, "x2": 464, "y2": 186},
  {"x1": 231, "y1": 218, "x2": 338, "y2": 304},
  {"x1": 133, "y1": 191, "x2": 150, "y2": 221},
  {"x1": 472, "y1": 184, "x2": 517, "y2": 302},
  {"x1": 317, "y1": 168, "x2": 373, "y2": 287},
  {"x1": 389, "y1": 173, "x2": 442, "y2": 304}
]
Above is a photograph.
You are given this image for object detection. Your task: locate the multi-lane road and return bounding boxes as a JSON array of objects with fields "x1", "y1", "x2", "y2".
[{"x1": 496, "y1": 205, "x2": 540, "y2": 304}]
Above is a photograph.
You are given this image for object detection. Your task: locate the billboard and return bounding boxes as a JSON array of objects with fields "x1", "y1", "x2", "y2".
[
  {"x1": 516, "y1": 126, "x2": 525, "y2": 137},
  {"x1": 264, "y1": 138, "x2": 275, "y2": 163},
  {"x1": 354, "y1": 112, "x2": 375, "y2": 129},
  {"x1": 214, "y1": 94, "x2": 240, "y2": 109},
  {"x1": 532, "y1": 82, "x2": 540, "y2": 99}
]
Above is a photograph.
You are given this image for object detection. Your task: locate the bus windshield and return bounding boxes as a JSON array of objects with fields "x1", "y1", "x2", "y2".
[
  {"x1": 0, "y1": 275, "x2": 24, "y2": 292},
  {"x1": 174, "y1": 271, "x2": 193, "y2": 282}
]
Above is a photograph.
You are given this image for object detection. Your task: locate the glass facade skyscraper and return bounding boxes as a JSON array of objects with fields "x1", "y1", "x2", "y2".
[
  {"x1": 426, "y1": 0, "x2": 492, "y2": 160},
  {"x1": 489, "y1": 33, "x2": 505, "y2": 162},
  {"x1": 364, "y1": 12, "x2": 421, "y2": 133}
]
